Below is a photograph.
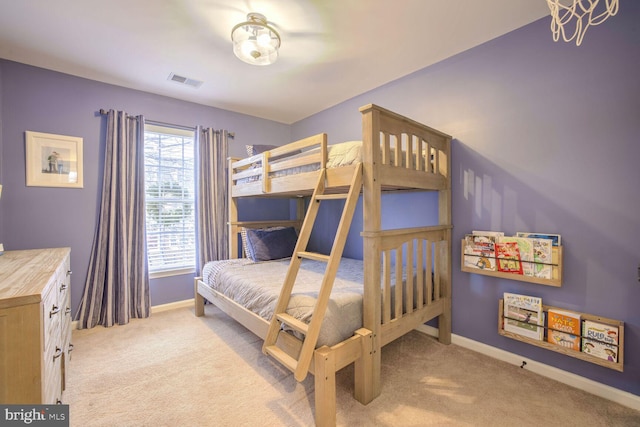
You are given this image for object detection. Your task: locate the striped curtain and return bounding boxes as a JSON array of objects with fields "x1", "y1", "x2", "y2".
[
  {"x1": 195, "y1": 127, "x2": 229, "y2": 273},
  {"x1": 76, "y1": 110, "x2": 150, "y2": 329}
]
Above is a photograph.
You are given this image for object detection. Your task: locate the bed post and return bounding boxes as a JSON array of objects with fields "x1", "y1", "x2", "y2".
[
  {"x1": 438, "y1": 136, "x2": 452, "y2": 344},
  {"x1": 228, "y1": 157, "x2": 240, "y2": 259},
  {"x1": 357, "y1": 104, "x2": 382, "y2": 404},
  {"x1": 296, "y1": 197, "x2": 305, "y2": 233},
  {"x1": 314, "y1": 346, "x2": 336, "y2": 427},
  {"x1": 194, "y1": 277, "x2": 205, "y2": 316}
]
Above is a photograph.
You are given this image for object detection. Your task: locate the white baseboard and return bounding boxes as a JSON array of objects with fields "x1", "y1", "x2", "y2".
[
  {"x1": 150, "y1": 298, "x2": 195, "y2": 313},
  {"x1": 71, "y1": 299, "x2": 195, "y2": 331},
  {"x1": 415, "y1": 324, "x2": 640, "y2": 412}
]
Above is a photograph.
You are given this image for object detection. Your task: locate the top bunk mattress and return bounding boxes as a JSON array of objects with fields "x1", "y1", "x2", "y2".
[
  {"x1": 238, "y1": 139, "x2": 431, "y2": 184},
  {"x1": 201, "y1": 257, "x2": 364, "y2": 347},
  {"x1": 239, "y1": 140, "x2": 363, "y2": 184}
]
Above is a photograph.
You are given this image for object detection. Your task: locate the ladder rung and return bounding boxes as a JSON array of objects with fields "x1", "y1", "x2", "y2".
[
  {"x1": 315, "y1": 193, "x2": 348, "y2": 201},
  {"x1": 297, "y1": 251, "x2": 330, "y2": 262},
  {"x1": 264, "y1": 345, "x2": 298, "y2": 372},
  {"x1": 276, "y1": 313, "x2": 309, "y2": 335}
]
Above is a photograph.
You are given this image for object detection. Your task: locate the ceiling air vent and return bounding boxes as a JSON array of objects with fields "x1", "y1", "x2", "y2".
[{"x1": 168, "y1": 73, "x2": 203, "y2": 89}]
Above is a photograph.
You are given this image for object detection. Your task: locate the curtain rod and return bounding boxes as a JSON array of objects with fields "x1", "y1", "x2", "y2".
[{"x1": 98, "y1": 109, "x2": 235, "y2": 138}]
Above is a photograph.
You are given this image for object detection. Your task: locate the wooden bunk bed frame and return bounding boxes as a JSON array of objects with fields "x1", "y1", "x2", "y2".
[{"x1": 195, "y1": 104, "x2": 452, "y2": 426}]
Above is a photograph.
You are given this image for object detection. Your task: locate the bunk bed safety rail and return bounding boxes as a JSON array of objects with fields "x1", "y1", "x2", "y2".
[
  {"x1": 377, "y1": 131, "x2": 447, "y2": 178},
  {"x1": 362, "y1": 225, "x2": 451, "y2": 325},
  {"x1": 230, "y1": 133, "x2": 328, "y2": 193}
]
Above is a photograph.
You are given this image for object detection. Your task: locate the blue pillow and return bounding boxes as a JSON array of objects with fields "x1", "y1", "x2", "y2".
[
  {"x1": 241, "y1": 226, "x2": 285, "y2": 260},
  {"x1": 245, "y1": 227, "x2": 298, "y2": 261}
]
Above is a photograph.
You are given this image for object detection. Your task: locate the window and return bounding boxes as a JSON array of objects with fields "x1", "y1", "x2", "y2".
[{"x1": 144, "y1": 124, "x2": 195, "y2": 277}]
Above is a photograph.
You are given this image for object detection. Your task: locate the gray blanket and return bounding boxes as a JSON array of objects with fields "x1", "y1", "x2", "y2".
[{"x1": 202, "y1": 257, "x2": 365, "y2": 347}]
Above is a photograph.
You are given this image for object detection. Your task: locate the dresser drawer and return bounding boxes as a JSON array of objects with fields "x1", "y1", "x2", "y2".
[
  {"x1": 42, "y1": 285, "x2": 61, "y2": 349},
  {"x1": 57, "y1": 259, "x2": 71, "y2": 302},
  {"x1": 43, "y1": 343, "x2": 63, "y2": 404}
]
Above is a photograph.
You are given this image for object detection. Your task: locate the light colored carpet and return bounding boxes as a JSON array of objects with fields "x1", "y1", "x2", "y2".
[{"x1": 65, "y1": 305, "x2": 640, "y2": 426}]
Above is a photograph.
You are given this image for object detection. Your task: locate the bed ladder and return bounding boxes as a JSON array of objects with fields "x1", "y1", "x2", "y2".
[{"x1": 262, "y1": 163, "x2": 363, "y2": 382}]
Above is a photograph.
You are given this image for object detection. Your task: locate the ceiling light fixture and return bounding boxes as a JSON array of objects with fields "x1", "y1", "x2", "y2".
[
  {"x1": 231, "y1": 13, "x2": 281, "y2": 66},
  {"x1": 546, "y1": 0, "x2": 619, "y2": 46}
]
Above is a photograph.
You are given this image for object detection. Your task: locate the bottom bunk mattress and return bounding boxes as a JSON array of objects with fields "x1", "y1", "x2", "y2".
[{"x1": 201, "y1": 257, "x2": 365, "y2": 347}]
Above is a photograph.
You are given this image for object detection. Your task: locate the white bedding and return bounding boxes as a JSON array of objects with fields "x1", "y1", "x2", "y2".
[
  {"x1": 201, "y1": 257, "x2": 365, "y2": 347},
  {"x1": 324, "y1": 140, "x2": 363, "y2": 168}
]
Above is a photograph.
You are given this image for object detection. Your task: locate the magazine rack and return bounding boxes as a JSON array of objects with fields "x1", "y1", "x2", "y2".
[
  {"x1": 461, "y1": 240, "x2": 563, "y2": 287},
  {"x1": 498, "y1": 299, "x2": 624, "y2": 372}
]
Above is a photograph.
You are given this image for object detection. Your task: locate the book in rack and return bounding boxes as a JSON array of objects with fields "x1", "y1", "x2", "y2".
[
  {"x1": 503, "y1": 293, "x2": 544, "y2": 341},
  {"x1": 531, "y1": 238, "x2": 553, "y2": 279},
  {"x1": 516, "y1": 232, "x2": 561, "y2": 246},
  {"x1": 546, "y1": 308, "x2": 581, "y2": 351},
  {"x1": 461, "y1": 231, "x2": 563, "y2": 287},
  {"x1": 463, "y1": 234, "x2": 497, "y2": 271},
  {"x1": 498, "y1": 301, "x2": 624, "y2": 372},
  {"x1": 581, "y1": 320, "x2": 619, "y2": 362},
  {"x1": 495, "y1": 241, "x2": 523, "y2": 274},
  {"x1": 499, "y1": 236, "x2": 534, "y2": 276}
]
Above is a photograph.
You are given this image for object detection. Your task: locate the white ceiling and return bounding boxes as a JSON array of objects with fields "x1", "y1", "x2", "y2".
[{"x1": 0, "y1": 0, "x2": 550, "y2": 124}]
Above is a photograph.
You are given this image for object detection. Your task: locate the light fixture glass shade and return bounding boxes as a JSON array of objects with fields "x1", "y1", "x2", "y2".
[{"x1": 231, "y1": 13, "x2": 281, "y2": 66}]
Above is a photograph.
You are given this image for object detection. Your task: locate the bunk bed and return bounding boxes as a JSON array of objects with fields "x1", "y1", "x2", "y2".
[{"x1": 194, "y1": 104, "x2": 452, "y2": 426}]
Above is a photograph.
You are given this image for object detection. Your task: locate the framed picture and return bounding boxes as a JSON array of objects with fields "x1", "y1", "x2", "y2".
[{"x1": 25, "y1": 131, "x2": 84, "y2": 188}]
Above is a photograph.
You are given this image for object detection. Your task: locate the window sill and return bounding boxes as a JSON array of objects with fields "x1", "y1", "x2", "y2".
[{"x1": 149, "y1": 267, "x2": 195, "y2": 280}]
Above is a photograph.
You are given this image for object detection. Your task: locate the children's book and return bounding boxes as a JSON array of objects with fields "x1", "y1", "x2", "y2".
[
  {"x1": 472, "y1": 230, "x2": 504, "y2": 237},
  {"x1": 581, "y1": 320, "x2": 619, "y2": 362},
  {"x1": 503, "y1": 293, "x2": 544, "y2": 341},
  {"x1": 516, "y1": 232, "x2": 561, "y2": 247},
  {"x1": 495, "y1": 242, "x2": 523, "y2": 274},
  {"x1": 463, "y1": 234, "x2": 496, "y2": 271},
  {"x1": 546, "y1": 309, "x2": 581, "y2": 351},
  {"x1": 499, "y1": 236, "x2": 535, "y2": 276},
  {"x1": 531, "y1": 238, "x2": 554, "y2": 279}
]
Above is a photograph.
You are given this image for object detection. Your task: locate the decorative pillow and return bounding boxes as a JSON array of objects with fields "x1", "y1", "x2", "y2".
[
  {"x1": 241, "y1": 226, "x2": 286, "y2": 261},
  {"x1": 240, "y1": 227, "x2": 251, "y2": 259},
  {"x1": 245, "y1": 227, "x2": 298, "y2": 262}
]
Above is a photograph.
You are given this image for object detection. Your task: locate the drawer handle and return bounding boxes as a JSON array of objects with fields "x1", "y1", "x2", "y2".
[
  {"x1": 49, "y1": 305, "x2": 60, "y2": 318},
  {"x1": 59, "y1": 283, "x2": 67, "y2": 291},
  {"x1": 68, "y1": 343, "x2": 74, "y2": 353},
  {"x1": 65, "y1": 307, "x2": 72, "y2": 315},
  {"x1": 53, "y1": 347, "x2": 63, "y2": 360},
  {"x1": 67, "y1": 270, "x2": 73, "y2": 276}
]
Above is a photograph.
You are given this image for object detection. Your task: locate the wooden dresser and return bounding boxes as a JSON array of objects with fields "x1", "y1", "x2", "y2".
[{"x1": 0, "y1": 248, "x2": 72, "y2": 404}]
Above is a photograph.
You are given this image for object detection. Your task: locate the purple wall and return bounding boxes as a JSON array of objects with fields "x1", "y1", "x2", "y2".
[
  {"x1": 292, "y1": 5, "x2": 640, "y2": 396},
  {"x1": 0, "y1": 60, "x2": 291, "y2": 312}
]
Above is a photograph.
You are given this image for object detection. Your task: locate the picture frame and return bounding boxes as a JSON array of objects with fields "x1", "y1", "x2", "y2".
[{"x1": 25, "y1": 131, "x2": 84, "y2": 188}]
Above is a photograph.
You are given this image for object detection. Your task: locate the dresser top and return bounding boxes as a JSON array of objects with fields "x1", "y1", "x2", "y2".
[{"x1": 0, "y1": 248, "x2": 70, "y2": 309}]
